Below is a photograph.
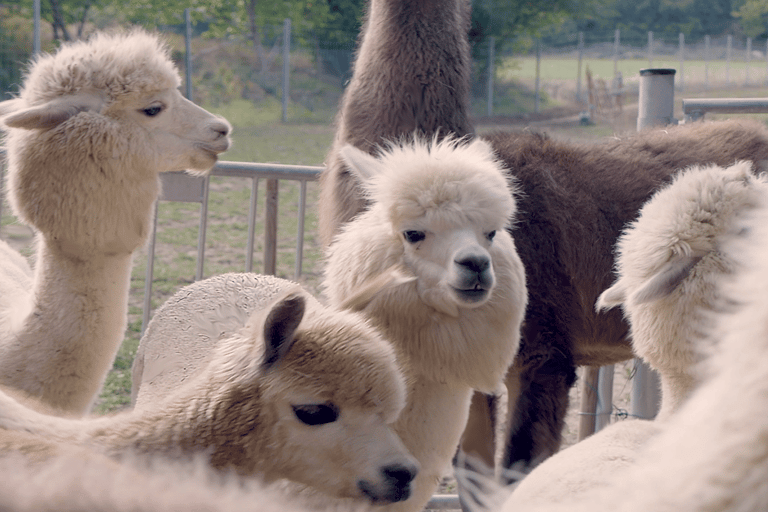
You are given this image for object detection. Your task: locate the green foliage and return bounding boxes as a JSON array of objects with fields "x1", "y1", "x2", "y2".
[{"x1": 734, "y1": 0, "x2": 768, "y2": 38}]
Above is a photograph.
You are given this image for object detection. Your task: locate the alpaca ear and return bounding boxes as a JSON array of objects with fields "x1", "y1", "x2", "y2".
[
  {"x1": 467, "y1": 137, "x2": 495, "y2": 156},
  {"x1": 596, "y1": 280, "x2": 627, "y2": 311},
  {"x1": 339, "y1": 144, "x2": 388, "y2": 185},
  {"x1": 262, "y1": 293, "x2": 306, "y2": 370},
  {"x1": 628, "y1": 254, "x2": 703, "y2": 306},
  {"x1": 1, "y1": 91, "x2": 105, "y2": 130}
]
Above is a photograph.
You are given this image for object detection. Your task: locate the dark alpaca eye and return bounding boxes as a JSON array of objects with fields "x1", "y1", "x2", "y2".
[
  {"x1": 486, "y1": 230, "x2": 497, "y2": 241},
  {"x1": 403, "y1": 230, "x2": 425, "y2": 244},
  {"x1": 292, "y1": 403, "x2": 340, "y2": 426},
  {"x1": 141, "y1": 104, "x2": 163, "y2": 117}
]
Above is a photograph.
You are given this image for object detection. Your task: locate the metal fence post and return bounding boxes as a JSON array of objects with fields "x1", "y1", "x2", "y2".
[
  {"x1": 487, "y1": 36, "x2": 495, "y2": 117},
  {"x1": 637, "y1": 68, "x2": 676, "y2": 131},
  {"x1": 576, "y1": 32, "x2": 584, "y2": 105},
  {"x1": 282, "y1": 18, "x2": 291, "y2": 123},
  {"x1": 184, "y1": 9, "x2": 192, "y2": 101},
  {"x1": 648, "y1": 31, "x2": 653, "y2": 67},
  {"x1": 631, "y1": 359, "x2": 661, "y2": 420},
  {"x1": 705, "y1": 35, "x2": 710, "y2": 90},
  {"x1": 534, "y1": 39, "x2": 541, "y2": 114},
  {"x1": 678, "y1": 33, "x2": 685, "y2": 92}
]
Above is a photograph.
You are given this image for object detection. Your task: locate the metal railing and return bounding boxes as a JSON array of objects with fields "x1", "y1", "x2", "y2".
[
  {"x1": 141, "y1": 162, "x2": 322, "y2": 332},
  {"x1": 683, "y1": 97, "x2": 768, "y2": 122}
]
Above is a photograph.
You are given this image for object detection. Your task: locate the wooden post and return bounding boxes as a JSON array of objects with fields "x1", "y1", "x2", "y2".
[{"x1": 264, "y1": 179, "x2": 278, "y2": 275}]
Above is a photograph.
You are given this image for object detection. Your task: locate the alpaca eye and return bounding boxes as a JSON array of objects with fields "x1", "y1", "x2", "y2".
[
  {"x1": 486, "y1": 230, "x2": 497, "y2": 241},
  {"x1": 141, "y1": 104, "x2": 163, "y2": 117},
  {"x1": 292, "y1": 403, "x2": 340, "y2": 426},
  {"x1": 403, "y1": 230, "x2": 425, "y2": 244}
]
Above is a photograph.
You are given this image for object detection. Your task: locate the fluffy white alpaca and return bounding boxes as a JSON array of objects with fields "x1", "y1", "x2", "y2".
[
  {"x1": 0, "y1": 431, "x2": 363, "y2": 512},
  {"x1": 501, "y1": 161, "x2": 768, "y2": 508},
  {"x1": 496, "y1": 170, "x2": 768, "y2": 512},
  {"x1": 322, "y1": 136, "x2": 528, "y2": 512},
  {"x1": 0, "y1": 30, "x2": 231, "y2": 415},
  {"x1": 0, "y1": 274, "x2": 418, "y2": 505}
]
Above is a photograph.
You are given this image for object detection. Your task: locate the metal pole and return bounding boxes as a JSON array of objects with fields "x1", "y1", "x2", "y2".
[
  {"x1": 487, "y1": 36, "x2": 495, "y2": 117},
  {"x1": 705, "y1": 35, "x2": 710, "y2": 90},
  {"x1": 648, "y1": 31, "x2": 653, "y2": 67},
  {"x1": 678, "y1": 33, "x2": 684, "y2": 92},
  {"x1": 613, "y1": 29, "x2": 619, "y2": 79},
  {"x1": 576, "y1": 32, "x2": 584, "y2": 105},
  {"x1": 534, "y1": 39, "x2": 541, "y2": 114},
  {"x1": 33, "y1": 0, "x2": 41, "y2": 55},
  {"x1": 746, "y1": 37, "x2": 752, "y2": 86},
  {"x1": 726, "y1": 34, "x2": 732, "y2": 84},
  {"x1": 637, "y1": 68, "x2": 676, "y2": 131},
  {"x1": 282, "y1": 18, "x2": 291, "y2": 123},
  {"x1": 631, "y1": 359, "x2": 661, "y2": 420},
  {"x1": 596, "y1": 365, "x2": 615, "y2": 432},
  {"x1": 578, "y1": 366, "x2": 600, "y2": 441},
  {"x1": 185, "y1": 9, "x2": 192, "y2": 101}
]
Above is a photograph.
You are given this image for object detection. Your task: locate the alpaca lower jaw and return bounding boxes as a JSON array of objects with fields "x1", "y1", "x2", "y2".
[
  {"x1": 357, "y1": 478, "x2": 412, "y2": 504},
  {"x1": 450, "y1": 285, "x2": 491, "y2": 305}
]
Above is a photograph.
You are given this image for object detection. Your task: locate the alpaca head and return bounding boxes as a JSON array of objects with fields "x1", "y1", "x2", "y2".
[
  {"x1": 597, "y1": 161, "x2": 768, "y2": 377},
  {"x1": 205, "y1": 286, "x2": 418, "y2": 504},
  {"x1": 0, "y1": 29, "x2": 231, "y2": 256},
  {"x1": 336, "y1": 136, "x2": 517, "y2": 317}
]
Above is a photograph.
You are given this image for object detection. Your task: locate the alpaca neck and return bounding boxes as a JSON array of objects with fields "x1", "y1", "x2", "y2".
[
  {"x1": 656, "y1": 371, "x2": 697, "y2": 421},
  {"x1": 0, "y1": 237, "x2": 132, "y2": 415}
]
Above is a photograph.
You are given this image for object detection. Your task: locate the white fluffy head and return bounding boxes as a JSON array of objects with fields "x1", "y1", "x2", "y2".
[
  {"x1": 336, "y1": 135, "x2": 517, "y2": 316},
  {"x1": 598, "y1": 161, "x2": 768, "y2": 377}
]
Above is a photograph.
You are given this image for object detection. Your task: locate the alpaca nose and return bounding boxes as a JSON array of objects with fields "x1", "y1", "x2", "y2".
[
  {"x1": 382, "y1": 462, "x2": 418, "y2": 489},
  {"x1": 210, "y1": 118, "x2": 231, "y2": 139},
  {"x1": 455, "y1": 250, "x2": 491, "y2": 275}
]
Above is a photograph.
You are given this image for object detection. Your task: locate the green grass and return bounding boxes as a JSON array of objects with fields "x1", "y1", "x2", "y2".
[{"x1": 505, "y1": 56, "x2": 768, "y2": 84}]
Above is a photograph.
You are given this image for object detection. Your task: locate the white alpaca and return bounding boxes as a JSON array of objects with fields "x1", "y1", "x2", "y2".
[
  {"x1": 0, "y1": 431, "x2": 361, "y2": 512},
  {"x1": 0, "y1": 30, "x2": 231, "y2": 415},
  {"x1": 496, "y1": 172, "x2": 768, "y2": 512},
  {"x1": 500, "y1": 161, "x2": 768, "y2": 508},
  {"x1": 322, "y1": 136, "x2": 528, "y2": 512},
  {"x1": 0, "y1": 274, "x2": 418, "y2": 505}
]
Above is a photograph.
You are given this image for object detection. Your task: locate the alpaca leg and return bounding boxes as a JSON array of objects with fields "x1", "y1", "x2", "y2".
[{"x1": 501, "y1": 355, "x2": 576, "y2": 477}]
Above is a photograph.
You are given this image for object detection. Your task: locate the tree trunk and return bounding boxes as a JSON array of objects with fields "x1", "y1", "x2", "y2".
[
  {"x1": 247, "y1": 0, "x2": 267, "y2": 75},
  {"x1": 49, "y1": 0, "x2": 71, "y2": 41},
  {"x1": 77, "y1": 1, "x2": 92, "y2": 39}
]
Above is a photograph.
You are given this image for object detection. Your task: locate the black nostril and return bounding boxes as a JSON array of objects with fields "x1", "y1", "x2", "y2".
[
  {"x1": 211, "y1": 121, "x2": 230, "y2": 138},
  {"x1": 456, "y1": 254, "x2": 490, "y2": 274},
  {"x1": 383, "y1": 463, "x2": 418, "y2": 487}
]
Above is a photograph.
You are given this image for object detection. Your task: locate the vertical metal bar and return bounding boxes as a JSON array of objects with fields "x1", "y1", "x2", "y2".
[
  {"x1": 33, "y1": 0, "x2": 41, "y2": 55},
  {"x1": 246, "y1": 177, "x2": 260, "y2": 273},
  {"x1": 264, "y1": 179, "x2": 278, "y2": 275},
  {"x1": 678, "y1": 32, "x2": 684, "y2": 92},
  {"x1": 648, "y1": 31, "x2": 653, "y2": 67},
  {"x1": 295, "y1": 180, "x2": 307, "y2": 280},
  {"x1": 613, "y1": 29, "x2": 619, "y2": 79},
  {"x1": 185, "y1": 8, "x2": 193, "y2": 101},
  {"x1": 576, "y1": 32, "x2": 584, "y2": 105},
  {"x1": 487, "y1": 36, "x2": 495, "y2": 117},
  {"x1": 726, "y1": 34, "x2": 732, "y2": 84},
  {"x1": 195, "y1": 176, "x2": 209, "y2": 281},
  {"x1": 705, "y1": 35, "x2": 710, "y2": 90},
  {"x1": 534, "y1": 39, "x2": 541, "y2": 114},
  {"x1": 578, "y1": 366, "x2": 600, "y2": 441},
  {"x1": 282, "y1": 18, "x2": 291, "y2": 123},
  {"x1": 141, "y1": 202, "x2": 159, "y2": 335},
  {"x1": 631, "y1": 359, "x2": 661, "y2": 420},
  {"x1": 595, "y1": 365, "x2": 615, "y2": 432},
  {"x1": 746, "y1": 37, "x2": 752, "y2": 86}
]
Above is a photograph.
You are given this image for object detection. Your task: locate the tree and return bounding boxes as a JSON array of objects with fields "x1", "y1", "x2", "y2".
[{"x1": 734, "y1": 0, "x2": 768, "y2": 38}]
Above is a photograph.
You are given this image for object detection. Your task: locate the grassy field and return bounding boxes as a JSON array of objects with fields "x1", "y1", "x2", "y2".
[{"x1": 505, "y1": 56, "x2": 768, "y2": 90}]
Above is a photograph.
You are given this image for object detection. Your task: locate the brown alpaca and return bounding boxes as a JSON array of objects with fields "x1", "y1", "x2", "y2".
[
  {"x1": 318, "y1": 0, "x2": 473, "y2": 246},
  {"x1": 316, "y1": 0, "x2": 768, "y2": 485}
]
